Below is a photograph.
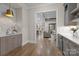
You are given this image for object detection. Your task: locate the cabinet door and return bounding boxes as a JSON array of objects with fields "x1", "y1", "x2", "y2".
[
  {"x1": 69, "y1": 40, "x2": 79, "y2": 56},
  {"x1": 6, "y1": 36, "x2": 15, "y2": 53},
  {"x1": 58, "y1": 35, "x2": 63, "y2": 51},
  {"x1": 0, "y1": 37, "x2": 6, "y2": 55},
  {"x1": 64, "y1": 3, "x2": 77, "y2": 25},
  {"x1": 6, "y1": 34, "x2": 22, "y2": 53},
  {"x1": 13, "y1": 34, "x2": 22, "y2": 49},
  {"x1": 12, "y1": 34, "x2": 22, "y2": 49},
  {"x1": 0, "y1": 37, "x2": 9, "y2": 55},
  {"x1": 76, "y1": 45, "x2": 79, "y2": 56},
  {"x1": 0, "y1": 34, "x2": 22, "y2": 55},
  {"x1": 63, "y1": 37, "x2": 70, "y2": 56},
  {"x1": 0, "y1": 36, "x2": 14, "y2": 55},
  {"x1": 0, "y1": 38, "x2": 1, "y2": 55},
  {"x1": 17, "y1": 34, "x2": 22, "y2": 47},
  {"x1": 12, "y1": 35, "x2": 18, "y2": 49}
]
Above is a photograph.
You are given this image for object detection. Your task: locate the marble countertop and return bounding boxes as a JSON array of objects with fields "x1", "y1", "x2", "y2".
[{"x1": 58, "y1": 26, "x2": 79, "y2": 45}]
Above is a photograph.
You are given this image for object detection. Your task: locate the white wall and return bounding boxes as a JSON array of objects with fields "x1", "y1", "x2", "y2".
[
  {"x1": 21, "y1": 7, "x2": 29, "y2": 46},
  {"x1": 28, "y1": 4, "x2": 64, "y2": 44},
  {"x1": 44, "y1": 11, "x2": 56, "y2": 18},
  {"x1": 16, "y1": 8, "x2": 22, "y2": 33},
  {"x1": 0, "y1": 4, "x2": 8, "y2": 15}
]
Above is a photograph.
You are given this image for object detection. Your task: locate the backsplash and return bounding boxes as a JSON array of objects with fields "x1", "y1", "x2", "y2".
[{"x1": 0, "y1": 16, "x2": 19, "y2": 36}]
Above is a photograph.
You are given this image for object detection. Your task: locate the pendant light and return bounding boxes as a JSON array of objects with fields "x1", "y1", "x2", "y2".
[{"x1": 5, "y1": 3, "x2": 14, "y2": 17}]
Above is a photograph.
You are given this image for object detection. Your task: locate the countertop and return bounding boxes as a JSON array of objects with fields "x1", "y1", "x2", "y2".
[
  {"x1": 58, "y1": 26, "x2": 79, "y2": 45},
  {"x1": 0, "y1": 33, "x2": 22, "y2": 37}
]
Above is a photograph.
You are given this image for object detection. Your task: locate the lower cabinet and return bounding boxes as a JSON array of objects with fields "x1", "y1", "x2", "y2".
[
  {"x1": 68, "y1": 40, "x2": 79, "y2": 56},
  {"x1": 58, "y1": 34, "x2": 79, "y2": 56},
  {"x1": 63, "y1": 37, "x2": 70, "y2": 56},
  {"x1": 0, "y1": 34, "x2": 22, "y2": 56},
  {"x1": 58, "y1": 34, "x2": 63, "y2": 51},
  {"x1": 0, "y1": 37, "x2": 7, "y2": 55}
]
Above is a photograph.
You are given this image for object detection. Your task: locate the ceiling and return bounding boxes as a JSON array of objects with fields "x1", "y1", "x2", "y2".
[
  {"x1": 0, "y1": 3, "x2": 63, "y2": 9},
  {"x1": 0, "y1": 3, "x2": 26, "y2": 8},
  {"x1": 26, "y1": 3, "x2": 52, "y2": 6},
  {"x1": 26, "y1": 3, "x2": 53, "y2": 9},
  {"x1": 1, "y1": 3, "x2": 52, "y2": 9}
]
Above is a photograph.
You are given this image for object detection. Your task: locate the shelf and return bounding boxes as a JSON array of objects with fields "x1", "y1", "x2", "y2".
[
  {"x1": 71, "y1": 18, "x2": 79, "y2": 22},
  {"x1": 70, "y1": 7, "x2": 79, "y2": 15}
]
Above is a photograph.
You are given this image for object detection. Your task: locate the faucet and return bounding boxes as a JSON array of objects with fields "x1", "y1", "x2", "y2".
[{"x1": 70, "y1": 26, "x2": 79, "y2": 37}]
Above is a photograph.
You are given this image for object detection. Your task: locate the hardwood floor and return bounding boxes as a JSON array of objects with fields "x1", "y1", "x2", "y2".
[{"x1": 6, "y1": 38, "x2": 62, "y2": 56}]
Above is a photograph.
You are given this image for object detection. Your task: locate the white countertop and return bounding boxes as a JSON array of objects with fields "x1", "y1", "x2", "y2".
[
  {"x1": 0, "y1": 33, "x2": 22, "y2": 37},
  {"x1": 58, "y1": 26, "x2": 79, "y2": 45}
]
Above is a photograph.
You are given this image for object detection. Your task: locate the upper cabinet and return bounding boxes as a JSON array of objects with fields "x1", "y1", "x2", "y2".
[{"x1": 64, "y1": 3, "x2": 77, "y2": 26}]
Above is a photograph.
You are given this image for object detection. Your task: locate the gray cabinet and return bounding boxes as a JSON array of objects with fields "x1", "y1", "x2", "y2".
[
  {"x1": 58, "y1": 34, "x2": 63, "y2": 51},
  {"x1": 58, "y1": 34, "x2": 79, "y2": 56},
  {"x1": 64, "y1": 3, "x2": 77, "y2": 25},
  {"x1": 17, "y1": 34, "x2": 22, "y2": 47},
  {"x1": 0, "y1": 37, "x2": 6, "y2": 55},
  {"x1": 0, "y1": 34, "x2": 22, "y2": 56},
  {"x1": 68, "y1": 40, "x2": 79, "y2": 56},
  {"x1": 63, "y1": 37, "x2": 70, "y2": 56}
]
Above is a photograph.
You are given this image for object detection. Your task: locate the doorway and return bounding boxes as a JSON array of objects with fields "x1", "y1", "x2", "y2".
[{"x1": 35, "y1": 10, "x2": 57, "y2": 45}]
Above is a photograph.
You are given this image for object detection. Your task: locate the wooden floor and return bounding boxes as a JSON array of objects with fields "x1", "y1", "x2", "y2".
[{"x1": 6, "y1": 38, "x2": 62, "y2": 56}]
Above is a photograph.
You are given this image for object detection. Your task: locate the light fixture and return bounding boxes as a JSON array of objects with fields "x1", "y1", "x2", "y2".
[{"x1": 5, "y1": 3, "x2": 14, "y2": 17}]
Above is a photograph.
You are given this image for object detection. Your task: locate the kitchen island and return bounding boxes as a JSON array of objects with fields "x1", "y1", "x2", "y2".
[{"x1": 58, "y1": 26, "x2": 79, "y2": 56}]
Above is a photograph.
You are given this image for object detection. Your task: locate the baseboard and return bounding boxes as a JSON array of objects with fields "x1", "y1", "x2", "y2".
[
  {"x1": 22, "y1": 40, "x2": 37, "y2": 46},
  {"x1": 29, "y1": 41, "x2": 37, "y2": 44},
  {"x1": 22, "y1": 41, "x2": 29, "y2": 46}
]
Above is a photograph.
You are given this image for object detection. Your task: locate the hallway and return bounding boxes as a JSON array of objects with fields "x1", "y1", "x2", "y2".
[{"x1": 6, "y1": 38, "x2": 62, "y2": 56}]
